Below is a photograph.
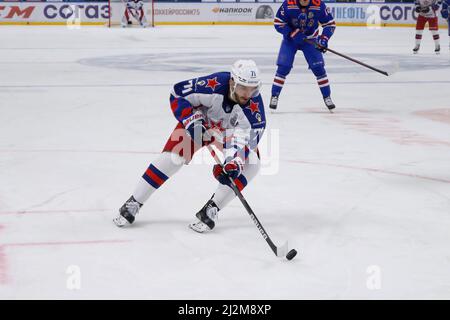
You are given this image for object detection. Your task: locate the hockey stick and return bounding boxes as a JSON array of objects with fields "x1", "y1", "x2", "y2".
[
  {"x1": 206, "y1": 145, "x2": 296, "y2": 260},
  {"x1": 304, "y1": 38, "x2": 390, "y2": 76}
]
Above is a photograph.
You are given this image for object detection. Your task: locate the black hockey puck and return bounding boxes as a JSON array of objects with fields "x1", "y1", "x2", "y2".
[{"x1": 286, "y1": 249, "x2": 297, "y2": 261}]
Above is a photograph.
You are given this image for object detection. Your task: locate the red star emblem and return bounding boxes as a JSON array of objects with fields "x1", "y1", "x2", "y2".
[
  {"x1": 208, "y1": 119, "x2": 225, "y2": 132},
  {"x1": 205, "y1": 77, "x2": 220, "y2": 91},
  {"x1": 247, "y1": 100, "x2": 260, "y2": 114}
]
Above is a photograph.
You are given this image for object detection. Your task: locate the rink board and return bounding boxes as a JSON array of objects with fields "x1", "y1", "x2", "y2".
[{"x1": 0, "y1": 2, "x2": 448, "y2": 27}]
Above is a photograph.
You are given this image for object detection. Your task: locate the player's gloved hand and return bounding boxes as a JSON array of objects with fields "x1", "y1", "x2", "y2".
[
  {"x1": 213, "y1": 158, "x2": 243, "y2": 186},
  {"x1": 183, "y1": 112, "x2": 208, "y2": 145},
  {"x1": 442, "y1": 9, "x2": 449, "y2": 19},
  {"x1": 421, "y1": 7, "x2": 430, "y2": 13},
  {"x1": 290, "y1": 29, "x2": 306, "y2": 45},
  {"x1": 316, "y1": 35, "x2": 329, "y2": 52},
  {"x1": 415, "y1": 6, "x2": 421, "y2": 13}
]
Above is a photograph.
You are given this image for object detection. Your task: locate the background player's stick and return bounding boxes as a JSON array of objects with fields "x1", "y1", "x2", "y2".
[
  {"x1": 304, "y1": 38, "x2": 390, "y2": 76},
  {"x1": 206, "y1": 145, "x2": 297, "y2": 260}
]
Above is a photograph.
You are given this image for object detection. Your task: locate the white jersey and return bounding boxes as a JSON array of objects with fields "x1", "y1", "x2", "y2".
[
  {"x1": 171, "y1": 72, "x2": 266, "y2": 161},
  {"x1": 126, "y1": 0, "x2": 144, "y2": 11},
  {"x1": 416, "y1": 0, "x2": 440, "y2": 18},
  {"x1": 122, "y1": 0, "x2": 148, "y2": 27}
]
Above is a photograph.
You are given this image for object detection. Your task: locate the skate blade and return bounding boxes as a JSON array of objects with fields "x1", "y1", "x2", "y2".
[
  {"x1": 189, "y1": 221, "x2": 211, "y2": 233},
  {"x1": 113, "y1": 216, "x2": 129, "y2": 227}
]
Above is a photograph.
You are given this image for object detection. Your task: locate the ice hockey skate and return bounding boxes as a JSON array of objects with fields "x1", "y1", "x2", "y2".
[
  {"x1": 435, "y1": 44, "x2": 440, "y2": 54},
  {"x1": 413, "y1": 44, "x2": 420, "y2": 54},
  {"x1": 269, "y1": 95, "x2": 279, "y2": 110},
  {"x1": 324, "y1": 96, "x2": 336, "y2": 112},
  {"x1": 113, "y1": 196, "x2": 142, "y2": 227},
  {"x1": 189, "y1": 200, "x2": 219, "y2": 233}
]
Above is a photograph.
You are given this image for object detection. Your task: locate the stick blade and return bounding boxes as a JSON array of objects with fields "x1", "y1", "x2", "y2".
[
  {"x1": 384, "y1": 60, "x2": 400, "y2": 76},
  {"x1": 276, "y1": 241, "x2": 289, "y2": 257}
]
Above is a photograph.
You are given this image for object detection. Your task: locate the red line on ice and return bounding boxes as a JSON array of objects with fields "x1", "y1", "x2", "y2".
[
  {"x1": 321, "y1": 108, "x2": 450, "y2": 147},
  {"x1": 0, "y1": 129, "x2": 447, "y2": 192},
  {"x1": 0, "y1": 149, "x2": 159, "y2": 155},
  {"x1": 286, "y1": 159, "x2": 450, "y2": 184},
  {"x1": 0, "y1": 225, "x2": 7, "y2": 284},
  {"x1": 0, "y1": 222, "x2": 130, "y2": 285},
  {"x1": 414, "y1": 108, "x2": 450, "y2": 125},
  {"x1": 0, "y1": 209, "x2": 111, "y2": 215},
  {"x1": 3, "y1": 239, "x2": 131, "y2": 248},
  {"x1": 0, "y1": 245, "x2": 7, "y2": 285}
]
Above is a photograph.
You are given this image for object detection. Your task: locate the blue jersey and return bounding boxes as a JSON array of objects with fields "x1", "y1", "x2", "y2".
[
  {"x1": 442, "y1": 0, "x2": 449, "y2": 19},
  {"x1": 274, "y1": 0, "x2": 336, "y2": 40},
  {"x1": 171, "y1": 72, "x2": 266, "y2": 161}
]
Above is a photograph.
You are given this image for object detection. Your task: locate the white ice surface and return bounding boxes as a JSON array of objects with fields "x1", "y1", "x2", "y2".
[{"x1": 0, "y1": 26, "x2": 449, "y2": 299}]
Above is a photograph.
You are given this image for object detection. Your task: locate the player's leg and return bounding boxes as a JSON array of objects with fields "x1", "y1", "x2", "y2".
[
  {"x1": 270, "y1": 39, "x2": 298, "y2": 110},
  {"x1": 448, "y1": 18, "x2": 450, "y2": 50},
  {"x1": 121, "y1": 9, "x2": 131, "y2": 27},
  {"x1": 114, "y1": 122, "x2": 197, "y2": 227},
  {"x1": 138, "y1": 8, "x2": 149, "y2": 27},
  {"x1": 414, "y1": 15, "x2": 426, "y2": 53},
  {"x1": 428, "y1": 17, "x2": 440, "y2": 54},
  {"x1": 301, "y1": 42, "x2": 335, "y2": 111},
  {"x1": 447, "y1": 18, "x2": 450, "y2": 50},
  {"x1": 189, "y1": 150, "x2": 261, "y2": 233}
]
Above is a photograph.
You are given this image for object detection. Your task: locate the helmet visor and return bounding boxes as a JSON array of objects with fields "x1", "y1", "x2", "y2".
[{"x1": 235, "y1": 83, "x2": 260, "y2": 99}]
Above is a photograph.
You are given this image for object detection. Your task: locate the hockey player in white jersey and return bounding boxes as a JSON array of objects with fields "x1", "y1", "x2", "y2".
[
  {"x1": 121, "y1": 0, "x2": 149, "y2": 28},
  {"x1": 113, "y1": 60, "x2": 266, "y2": 233},
  {"x1": 413, "y1": 0, "x2": 442, "y2": 54}
]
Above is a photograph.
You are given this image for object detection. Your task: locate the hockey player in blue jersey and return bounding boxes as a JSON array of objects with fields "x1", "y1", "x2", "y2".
[
  {"x1": 442, "y1": 0, "x2": 450, "y2": 50},
  {"x1": 270, "y1": 0, "x2": 336, "y2": 112},
  {"x1": 113, "y1": 60, "x2": 266, "y2": 233}
]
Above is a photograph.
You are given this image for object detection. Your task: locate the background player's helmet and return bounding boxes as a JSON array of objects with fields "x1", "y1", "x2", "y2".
[{"x1": 231, "y1": 60, "x2": 262, "y2": 90}]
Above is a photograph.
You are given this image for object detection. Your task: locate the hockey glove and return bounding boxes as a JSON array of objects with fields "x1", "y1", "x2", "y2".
[
  {"x1": 316, "y1": 35, "x2": 329, "y2": 52},
  {"x1": 280, "y1": 26, "x2": 294, "y2": 41},
  {"x1": 183, "y1": 112, "x2": 208, "y2": 146},
  {"x1": 415, "y1": 6, "x2": 421, "y2": 13},
  {"x1": 290, "y1": 29, "x2": 306, "y2": 46},
  {"x1": 421, "y1": 7, "x2": 431, "y2": 13},
  {"x1": 442, "y1": 9, "x2": 449, "y2": 19},
  {"x1": 213, "y1": 158, "x2": 243, "y2": 186}
]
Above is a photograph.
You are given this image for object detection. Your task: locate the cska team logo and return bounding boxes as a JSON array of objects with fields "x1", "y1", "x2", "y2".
[
  {"x1": 208, "y1": 119, "x2": 225, "y2": 133},
  {"x1": 205, "y1": 77, "x2": 221, "y2": 91},
  {"x1": 247, "y1": 100, "x2": 260, "y2": 114}
]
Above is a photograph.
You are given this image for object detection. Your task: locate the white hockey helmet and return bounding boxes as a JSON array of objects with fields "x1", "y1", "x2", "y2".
[{"x1": 230, "y1": 59, "x2": 262, "y2": 91}]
